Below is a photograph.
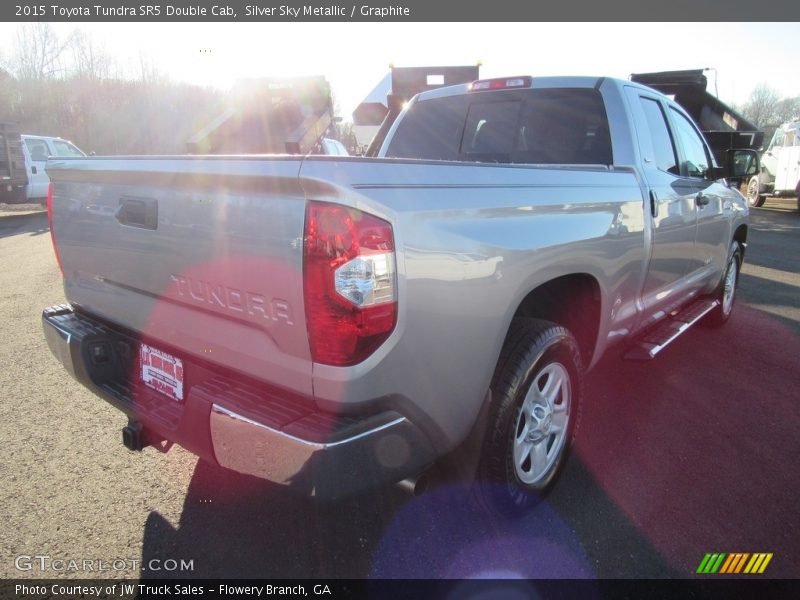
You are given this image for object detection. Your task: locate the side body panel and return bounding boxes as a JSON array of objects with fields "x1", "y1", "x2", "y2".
[
  {"x1": 299, "y1": 158, "x2": 646, "y2": 449},
  {"x1": 49, "y1": 155, "x2": 646, "y2": 452},
  {"x1": 622, "y1": 85, "x2": 746, "y2": 325}
]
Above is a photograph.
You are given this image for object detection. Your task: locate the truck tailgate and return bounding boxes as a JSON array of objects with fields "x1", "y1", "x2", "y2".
[{"x1": 47, "y1": 157, "x2": 313, "y2": 396}]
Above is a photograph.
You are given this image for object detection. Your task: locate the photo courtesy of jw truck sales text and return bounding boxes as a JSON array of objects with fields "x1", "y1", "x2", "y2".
[
  {"x1": 43, "y1": 73, "x2": 758, "y2": 514},
  {"x1": 14, "y1": 584, "x2": 332, "y2": 597}
]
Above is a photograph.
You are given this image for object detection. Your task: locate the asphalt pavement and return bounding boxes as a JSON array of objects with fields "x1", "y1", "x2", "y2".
[{"x1": 0, "y1": 198, "x2": 798, "y2": 580}]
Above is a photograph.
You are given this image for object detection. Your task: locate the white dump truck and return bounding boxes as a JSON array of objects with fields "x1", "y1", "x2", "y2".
[{"x1": 747, "y1": 120, "x2": 800, "y2": 209}]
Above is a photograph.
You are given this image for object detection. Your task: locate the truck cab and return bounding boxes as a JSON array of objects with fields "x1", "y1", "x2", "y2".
[
  {"x1": 21, "y1": 134, "x2": 86, "y2": 201},
  {"x1": 746, "y1": 121, "x2": 800, "y2": 208}
]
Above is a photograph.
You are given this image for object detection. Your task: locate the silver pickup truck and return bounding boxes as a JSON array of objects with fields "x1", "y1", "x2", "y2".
[{"x1": 42, "y1": 76, "x2": 756, "y2": 514}]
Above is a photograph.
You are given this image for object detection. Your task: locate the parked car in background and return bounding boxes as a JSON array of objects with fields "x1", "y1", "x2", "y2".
[
  {"x1": 319, "y1": 137, "x2": 349, "y2": 156},
  {"x1": 21, "y1": 135, "x2": 86, "y2": 201}
]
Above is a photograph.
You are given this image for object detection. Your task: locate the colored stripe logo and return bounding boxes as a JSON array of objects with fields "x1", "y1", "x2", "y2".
[{"x1": 697, "y1": 552, "x2": 773, "y2": 574}]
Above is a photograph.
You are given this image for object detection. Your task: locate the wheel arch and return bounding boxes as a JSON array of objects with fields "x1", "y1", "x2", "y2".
[{"x1": 510, "y1": 273, "x2": 602, "y2": 366}]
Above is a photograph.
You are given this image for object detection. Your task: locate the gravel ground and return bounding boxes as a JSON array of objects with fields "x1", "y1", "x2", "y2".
[
  {"x1": 0, "y1": 214, "x2": 197, "y2": 578},
  {"x1": 1, "y1": 199, "x2": 798, "y2": 580}
]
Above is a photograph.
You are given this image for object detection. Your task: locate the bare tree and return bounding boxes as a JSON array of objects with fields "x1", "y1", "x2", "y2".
[
  {"x1": 68, "y1": 29, "x2": 112, "y2": 80},
  {"x1": 11, "y1": 23, "x2": 69, "y2": 80},
  {"x1": 741, "y1": 84, "x2": 781, "y2": 127},
  {"x1": 136, "y1": 51, "x2": 168, "y2": 86},
  {"x1": 0, "y1": 66, "x2": 15, "y2": 117},
  {"x1": 775, "y1": 96, "x2": 800, "y2": 125}
]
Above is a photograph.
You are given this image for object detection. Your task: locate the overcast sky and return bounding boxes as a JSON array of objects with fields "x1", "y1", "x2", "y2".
[{"x1": 1, "y1": 22, "x2": 798, "y2": 119}]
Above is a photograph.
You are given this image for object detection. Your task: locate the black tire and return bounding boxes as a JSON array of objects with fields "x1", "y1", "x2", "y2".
[
  {"x1": 746, "y1": 176, "x2": 766, "y2": 208},
  {"x1": 796, "y1": 183, "x2": 800, "y2": 212},
  {"x1": 706, "y1": 242, "x2": 743, "y2": 328},
  {"x1": 475, "y1": 318, "x2": 583, "y2": 516}
]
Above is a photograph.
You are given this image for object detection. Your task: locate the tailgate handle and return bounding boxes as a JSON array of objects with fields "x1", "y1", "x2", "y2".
[{"x1": 116, "y1": 197, "x2": 158, "y2": 230}]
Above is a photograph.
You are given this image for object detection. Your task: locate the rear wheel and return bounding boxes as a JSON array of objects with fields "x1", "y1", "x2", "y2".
[
  {"x1": 746, "y1": 176, "x2": 766, "y2": 207},
  {"x1": 476, "y1": 318, "x2": 583, "y2": 515},
  {"x1": 796, "y1": 182, "x2": 800, "y2": 212},
  {"x1": 706, "y1": 242, "x2": 742, "y2": 328}
]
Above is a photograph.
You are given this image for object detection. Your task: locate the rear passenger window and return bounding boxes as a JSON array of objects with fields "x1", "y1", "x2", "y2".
[{"x1": 639, "y1": 97, "x2": 678, "y2": 174}]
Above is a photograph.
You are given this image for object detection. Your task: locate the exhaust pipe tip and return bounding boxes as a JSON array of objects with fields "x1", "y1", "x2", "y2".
[{"x1": 397, "y1": 472, "x2": 430, "y2": 497}]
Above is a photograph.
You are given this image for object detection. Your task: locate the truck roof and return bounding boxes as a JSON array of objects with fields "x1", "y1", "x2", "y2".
[{"x1": 413, "y1": 76, "x2": 617, "y2": 103}]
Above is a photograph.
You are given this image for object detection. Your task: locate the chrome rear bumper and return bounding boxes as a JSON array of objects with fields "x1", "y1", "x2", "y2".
[{"x1": 209, "y1": 404, "x2": 434, "y2": 497}]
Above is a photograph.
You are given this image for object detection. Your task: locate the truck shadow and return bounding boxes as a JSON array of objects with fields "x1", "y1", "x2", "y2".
[
  {"x1": 0, "y1": 212, "x2": 49, "y2": 239},
  {"x1": 738, "y1": 274, "x2": 800, "y2": 332},
  {"x1": 139, "y1": 432, "x2": 678, "y2": 579},
  {"x1": 140, "y1": 458, "x2": 408, "y2": 579},
  {"x1": 139, "y1": 306, "x2": 799, "y2": 579},
  {"x1": 139, "y1": 456, "x2": 677, "y2": 579},
  {"x1": 570, "y1": 302, "x2": 800, "y2": 578}
]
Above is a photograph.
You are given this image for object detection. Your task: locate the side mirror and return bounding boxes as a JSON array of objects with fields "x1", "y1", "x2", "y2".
[{"x1": 722, "y1": 149, "x2": 760, "y2": 184}]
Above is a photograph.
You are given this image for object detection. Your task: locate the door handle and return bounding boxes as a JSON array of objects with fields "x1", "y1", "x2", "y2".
[
  {"x1": 696, "y1": 192, "x2": 711, "y2": 207},
  {"x1": 31, "y1": 166, "x2": 37, "y2": 174},
  {"x1": 649, "y1": 190, "x2": 658, "y2": 217}
]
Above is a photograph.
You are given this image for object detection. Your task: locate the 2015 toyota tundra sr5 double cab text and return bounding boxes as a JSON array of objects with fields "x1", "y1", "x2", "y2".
[{"x1": 42, "y1": 76, "x2": 756, "y2": 513}]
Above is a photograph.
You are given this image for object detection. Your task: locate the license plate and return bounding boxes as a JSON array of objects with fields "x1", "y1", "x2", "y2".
[{"x1": 139, "y1": 343, "x2": 184, "y2": 402}]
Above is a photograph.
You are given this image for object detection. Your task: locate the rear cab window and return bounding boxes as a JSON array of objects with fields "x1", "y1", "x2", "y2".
[{"x1": 385, "y1": 88, "x2": 613, "y2": 166}]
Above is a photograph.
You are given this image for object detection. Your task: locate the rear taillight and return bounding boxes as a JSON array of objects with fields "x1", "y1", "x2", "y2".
[
  {"x1": 46, "y1": 182, "x2": 64, "y2": 276},
  {"x1": 303, "y1": 201, "x2": 397, "y2": 366}
]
